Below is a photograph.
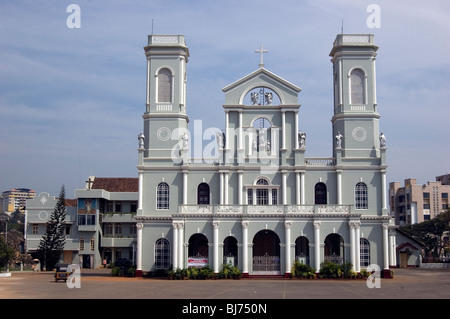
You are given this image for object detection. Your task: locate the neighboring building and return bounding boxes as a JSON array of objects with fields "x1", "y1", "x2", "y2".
[
  {"x1": 389, "y1": 175, "x2": 450, "y2": 226},
  {"x1": 25, "y1": 177, "x2": 138, "y2": 268},
  {"x1": 1, "y1": 188, "x2": 36, "y2": 213},
  {"x1": 134, "y1": 33, "x2": 396, "y2": 277}
]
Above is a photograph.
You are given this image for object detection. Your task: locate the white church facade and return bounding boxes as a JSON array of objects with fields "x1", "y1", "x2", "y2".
[{"x1": 134, "y1": 33, "x2": 396, "y2": 278}]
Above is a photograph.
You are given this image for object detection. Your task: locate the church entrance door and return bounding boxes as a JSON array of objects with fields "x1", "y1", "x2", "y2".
[
  {"x1": 188, "y1": 233, "x2": 209, "y2": 267},
  {"x1": 252, "y1": 230, "x2": 280, "y2": 275}
]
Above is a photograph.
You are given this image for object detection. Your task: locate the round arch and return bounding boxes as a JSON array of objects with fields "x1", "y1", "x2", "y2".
[
  {"x1": 324, "y1": 233, "x2": 345, "y2": 264},
  {"x1": 223, "y1": 236, "x2": 238, "y2": 266},
  {"x1": 252, "y1": 229, "x2": 281, "y2": 274},
  {"x1": 188, "y1": 233, "x2": 209, "y2": 258},
  {"x1": 295, "y1": 236, "x2": 310, "y2": 265}
]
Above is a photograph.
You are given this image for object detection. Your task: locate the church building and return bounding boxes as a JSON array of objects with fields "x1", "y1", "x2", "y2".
[{"x1": 134, "y1": 33, "x2": 396, "y2": 277}]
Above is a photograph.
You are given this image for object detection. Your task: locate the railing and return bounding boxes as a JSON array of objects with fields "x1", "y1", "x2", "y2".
[
  {"x1": 179, "y1": 205, "x2": 352, "y2": 215},
  {"x1": 305, "y1": 158, "x2": 336, "y2": 166}
]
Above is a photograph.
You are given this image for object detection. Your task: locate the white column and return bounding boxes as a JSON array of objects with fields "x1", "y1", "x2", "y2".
[
  {"x1": 295, "y1": 171, "x2": 301, "y2": 205},
  {"x1": 219, "y1": 172, "x2": 224, "y2": 205},
  {"x1": 301, "y1": 172, "x2": 305, "y2": 205},
  {"x1": 238, "y1": 171, "x2": 243, "y2": 205},
  {"x1": 242, "y1": 221, "x2": 249, "y2": 275},
  {"x1": 338, "y1": 58, "x2": 343, "y2": 105},
  {"x1": 225, "y1": 111, "x2": 229, "y2": 149},
  {"x1": 383, "y1": 224, "x2": 389, "y2": 270},
  {"x1": 281, "y1": 111, "x2": 286, "y2": 149},
  {"x1": 372, "y1": 57, "x2": 377, "y2": 106},
  {"x1": 349, "y1": 221, "x2": 356, "y2": 271},
  {"x1": 282, "y1": 170, "x2": 287, "y2": 205},
  {"x1": 183, "y1": 170, "x2": 188, "y2": 205},
  {"x1": 314, "y1": 221, "x2": 321, "y2": 272},
  {"x1": 355, "y1": 222, "x2": 361, "y2": 273},
  {"x1": 178, "y1": 222, "x2": 184, "y2": 269},
  {"x1": 213, "y1": 221, "x2": 220, "y2": 273},
  {"x1": 238, "y1": 111, "x2": 243, "y2": 150},
  {"x1": 224, "y1": 171, "x2": 229, "y2": 205},
  {"x1": 138, "y1": 172, "x2": 143, "y2": 211},
  {"x1": 294, "y1": 111, "x2": 299, "y2": 149},
  {"x1": 172, "y1": 223, "x2": 178, "y2": 269},
  {"x1": 337, "y1": 170, "x2": 342, "y2": 205},
  {"x1": 136, "y1": 223, "x2": 143, "y2": 272},
  {"x1": 285, "y1": 221, "x2": 292, "y2": 275},
  {"x1": 381, "y1": 170, "x2": 387, "y2": 210}
]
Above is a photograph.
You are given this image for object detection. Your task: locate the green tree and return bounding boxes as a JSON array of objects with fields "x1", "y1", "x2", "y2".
[
  {"x1": 400, "y1": 209, "x2": 450, "y2": 261},
  {"x1": 37, "y1": 185, "x2": 67, "y2": 270}
]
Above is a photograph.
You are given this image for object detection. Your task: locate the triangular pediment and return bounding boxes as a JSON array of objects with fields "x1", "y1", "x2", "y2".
[{"x1": 222, "y1": 67, "x2": 301, "y2": 105}]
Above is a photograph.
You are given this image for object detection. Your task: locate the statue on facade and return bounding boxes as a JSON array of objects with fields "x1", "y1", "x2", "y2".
[
  {"x1": 182, "y1": 132, "x2": 189, "y2": 150},
  {"x1": 138, "y1": 132, "x2": 145, "y2": 149},
  {"x1": 216, "y1": 131, "x2": 224, "y2": 149},
  {"x1": 265, "y1": 92, "x2": 273, "y2": 105},
  {"x1": 252, "y1": 139, "x2": 257, "y2": 153},
  {"x1": 380, "y1": 132, "x2": 386, "y2": 148},
  {"x1": 298, "y1": 131, "x2": 306, "y2": 148},
  {"x1": 251, "y1": 92, "x2": 259, "y2": 105},
  {"x1": 335, "y1": 131, "x2": 343, "y2": 148}
]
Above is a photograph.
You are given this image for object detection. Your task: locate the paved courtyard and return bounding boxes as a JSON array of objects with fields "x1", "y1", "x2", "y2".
[
  {"x1": 1, "y1": 268, "x2": 448, "y2": 317},
  {"x1": 1, "y1": 268, "x2": 449, "y2": 299}
]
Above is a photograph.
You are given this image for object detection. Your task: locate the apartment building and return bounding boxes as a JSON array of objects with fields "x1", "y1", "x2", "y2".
[{"x1": 389, "y1": 174, "x2": 450, "y2": 226}]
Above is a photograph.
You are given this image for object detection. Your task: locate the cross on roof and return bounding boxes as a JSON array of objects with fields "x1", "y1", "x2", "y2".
[
  {"x1": 86, "y1": 177, "x2": 94, "y2": 190},
  {"x1": 255, "y1": 45, "x2": 268, "y2": 68}
]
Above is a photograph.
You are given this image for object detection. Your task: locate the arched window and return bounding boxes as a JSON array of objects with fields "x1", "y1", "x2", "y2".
[
  {"x1": 155, "y1": 238, "x2": 170, "y2": 269},
  {"x1": 157, "y1": 182, "x2": 169, "y2": 209},
  {"x1": 256, "y1": 179, "x2": 269, "y2": 205},
  {"x1": 315, "y1": 182, "x2": 327, "y2": 205},
  {"x1": 360, "y1": 238, "x2": 370, "y2": 267},
  {"x1": 355, "y1": 182, "x2": 368, "y2": 209},
  {"x1": 197, "y1": 183, "x2": 210, "y2": 205},
  {"x1": 157, "y1": 68, "x2": 172, "y2": 103},
  {"x1": 350, "y1": 69, "x2": 365, "y2": 104},
  {"x1": 247, "y1": 178, "x2": 278, "y2": 205}
]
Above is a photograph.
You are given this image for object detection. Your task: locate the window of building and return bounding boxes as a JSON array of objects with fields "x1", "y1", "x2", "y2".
[
  {"x1": 65, "y1": 225, "x2": 71, "y2": 236},
  {"x1": 130, "y1": 224, "x2": 136, "y2": 235},
  {"x1": 247, "y1": 189, "x2": 253, "y2": 205},
  {"x1": 155, "y1": 238, "x2": 171, "y2": 269},
  {"x1": 360, "y1": 238, "x2": 370, "y2": 267},
  {"x1": 105, "y1": 223, "x2": 113, "y2": 235},
  {"x1": 355, "y1": 182, "x2": 368, "y2": 209},
  {"x1": 157, "y1": 68, "x2": 172, "y2": 103},
  {"x1": 157, "y1": 182, "x2": 169, "y2": 209},
  {"x1": 247, "y1": 178, "x2": 278, "y2": 205},
  {"x1": 115, "y1": 201, "x2": 122, "y2": 213},
  {"x1": 315, "y1": 183, "x2": 327, "y2": 205},
  {"x1": 106, "y1": 201, "x2": 113, "y2": 212},
  {"x1": 90, "y1": 238, "x2": 95, "y2": 251},
  {"x1": 442, "y1": 193, "x2": 448, "y2": 199},
  {"x1": 350, "y1": 69, "x2": 365, "y2": 104},
  {"x1": 114, "y1": 223, "x2": 122, "y2": 235},
  {"x1": 32, "y1": 224, "x2": 38, "y2": 235},
  {"x1": 131, "y1": 201, "x2": 137, "y2": 213},
  {"x1": 423, "y1": 192, "x2": 430, "y2": 199},
  {"x1": 79, "y1": 237, "x2": 85, "y2": 251},
  {"x1": 197, "y1": 183, "x2": 210, "y2": 205}
]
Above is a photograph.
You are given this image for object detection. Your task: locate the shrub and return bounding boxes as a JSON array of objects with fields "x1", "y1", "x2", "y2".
[{"x1": 292, "y1": 260, "x2": 316, "y2": 279}]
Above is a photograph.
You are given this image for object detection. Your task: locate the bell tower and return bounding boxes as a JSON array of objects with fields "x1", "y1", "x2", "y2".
[
  {"x1": 329, "y1": 34, "x2": 381, "y2": 159},
  {"x1": 142, "y1": 35, "x2": 190, "y2": 161}
]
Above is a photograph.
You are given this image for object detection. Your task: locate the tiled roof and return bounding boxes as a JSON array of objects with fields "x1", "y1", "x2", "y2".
[{"x1": 91, "y1": 178, "x2": 139, "y2": 192}]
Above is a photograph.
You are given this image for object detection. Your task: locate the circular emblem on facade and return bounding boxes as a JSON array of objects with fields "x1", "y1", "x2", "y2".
[
  {"x1": 39, "y1": 211, "x2": 49, "y2": 221},
  {"x1": 352, "y1": 127, "x2": 367, "y2": 142},
  {"x1": 157, "y1": 127, "x2": 171, "y2": 141}
]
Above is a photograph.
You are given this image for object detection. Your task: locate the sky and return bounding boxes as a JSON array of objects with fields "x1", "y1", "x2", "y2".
[{"x1": 0, "y1": 0, "x2": 449, "y2": 198}]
